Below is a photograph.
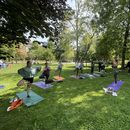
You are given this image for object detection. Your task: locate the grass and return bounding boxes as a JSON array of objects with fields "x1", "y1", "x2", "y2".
[{"x1": 0, "y1": 63, "x2": 130, "y2": 130}]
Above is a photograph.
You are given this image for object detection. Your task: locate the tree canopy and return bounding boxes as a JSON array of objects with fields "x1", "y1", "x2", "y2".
[
  {"x1": 0, "y1": 0, "x2": 70, "y2": 45},
  {"x1": 93, "y1": 0, "x2": 130, "y2": 68}
]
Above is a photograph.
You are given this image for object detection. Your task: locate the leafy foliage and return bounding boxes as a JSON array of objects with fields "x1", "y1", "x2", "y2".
[
  {"x1": 93, "y1": 0, "x2": 130, "y2": 67},
  {"x1": 28, "y1": 42, "x2": 54, "y2": 61},
  {"x1": 0, "y1": 0, "x2": 70, "y2": 44}
]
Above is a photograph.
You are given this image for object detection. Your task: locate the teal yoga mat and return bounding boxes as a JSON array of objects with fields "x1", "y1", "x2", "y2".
[{"x1": 16, "y1": 90, "x2": 44, "y2": 107}]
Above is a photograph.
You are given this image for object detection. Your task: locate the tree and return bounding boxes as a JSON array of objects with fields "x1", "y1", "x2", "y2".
[
  {"x1": 95, "y1": 36, "x2": 113, "y2": 61},
  {"x1": 68, "y1": 0, "x2": 95, "y2": 61},
  {"x1": 15, "y1": 43, "x2": 28, "y2": 61},
  {"x1": 79, "y1": 32, "x2": 96, "y2": 61},
  {"x1": 0, "y1": 44, "x2": 16, "y2": 60},
  {"x1": 28, "y1": 42, "x2": 54, "y2": 61},
  {"x1": 93, "y1": 0, "x2": 130, "y2": 68},
  {"x1": 53, "y1": 28, "x2": 74, "y2": 61},
  {"x1": 0, "y1": 0, "x2": 70, "y2": 45}
]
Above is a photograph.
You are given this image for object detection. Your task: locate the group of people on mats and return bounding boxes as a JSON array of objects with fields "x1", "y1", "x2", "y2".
[
  {"x1": 17, "y1": 58, "x2": 130, "y2": 97},
  {"x1": 17, "y1": 60, "x2": 63, "y2": 97},
  {"x1": 75, "y1": 60, "x2": 105, "y2": 77}
]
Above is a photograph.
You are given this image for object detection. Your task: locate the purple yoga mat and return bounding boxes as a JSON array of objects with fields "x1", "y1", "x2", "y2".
[
  {"x1": 0, "y1": 85, "x2": 4, "y2": 89},
  {"x1": 107, "y1": 81, "x2": 124, "y2": 91},
  {"x1": 33, "y1": 81, "x2": 53, "y2": 89}
]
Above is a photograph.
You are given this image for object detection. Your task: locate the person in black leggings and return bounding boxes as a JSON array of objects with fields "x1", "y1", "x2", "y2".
[
  {"x1": 39, "y1": 62, "x2": 50, "y2": 83},
  {"x1": 112, "y1": 59, "x2": 118, "y2": 85},
  {"x1": 125, "y1": 60, "x2": 130, "y2": 74}
]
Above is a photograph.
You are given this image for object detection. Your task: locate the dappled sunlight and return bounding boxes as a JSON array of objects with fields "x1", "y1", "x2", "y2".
[
  {"x1": 57, "y1": 90, "x2": 105, "y2": 106},
  {"x1": 87, "y1": 90, "x2": 104, "y2": 97},
  {"x1": 101, "y1": 106, "x2": 108, "y2": 114},
  {"x1": 71, "y1": 95, "x2": 87, "y2": 104},
  {"x1": 0, "y1": 87, "x2": 24, "y2": 97},
  {"x1": 70, "y1": 90, "x2": 104, "y2": 104},
  {"x1": 119, "y1": 96, "x2": 125, "y2": 100}
]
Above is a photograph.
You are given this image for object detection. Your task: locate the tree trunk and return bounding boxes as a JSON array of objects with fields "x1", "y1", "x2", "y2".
[
  {"x1": 122, "y1": 1, "x2": 130, "y2": 69},
  {"x1": 121, "y1": 23, "x2": 129, "y2": 69},
  {"x1": 76, "y1": 34, "x2": 79, "y2": 62}
]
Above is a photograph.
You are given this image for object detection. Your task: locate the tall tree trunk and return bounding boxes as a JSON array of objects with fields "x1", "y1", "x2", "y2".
[
  {"x1": 121, "y1": 23, "x2": 129, "y2": 69},
  {"x1": 75, "y1": 0, "x2": 79, "y2": 62},
  {"x1": 76, "y1": 32, "x2": 79, "y2": 62},
  {"x1": 122, "y1": 1, "x2": 130, "y2": 69}
]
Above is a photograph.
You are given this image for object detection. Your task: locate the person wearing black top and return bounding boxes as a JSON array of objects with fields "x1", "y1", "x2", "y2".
[
  {"x1": 98, "y1": 61, "x2": 102, "y2": 72},
  {"x1": 91, "y1": 61, "x2": 94, "y2": 74},
  {"x1": 112, "y1": 59, "x2": 118, "y2": 84},
  {"x1": 125, "y1": 61, "x2": 130, "y2": 74}
]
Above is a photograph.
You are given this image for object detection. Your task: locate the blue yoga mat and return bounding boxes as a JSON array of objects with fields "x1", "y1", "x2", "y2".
[
  {"x1": 107, "y1": 81, "x2": 124, "y2": 91},
  {"x1": 33, "y1": 81, "x2": 53, "y2": 89},
  {"x1": 16, "y1": 90, "x2": 44, "y2": 107},
  {"x1": 0, "y1": 85, "x2": 4, "y2": 89}
]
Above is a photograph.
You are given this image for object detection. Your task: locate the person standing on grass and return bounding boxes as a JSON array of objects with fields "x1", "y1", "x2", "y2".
[
  {"x1": 112, "y1": 58, "x2": 118, "y2": 85},
  {"x1": 79, "y1": 61, "x2": 84, "y2": 74},
  {"x1": 125, "y1": 60, "x2": 130, "y2": 74},
  {"x1": 101, "y1": 61, "x2": 105, "y2": 71},
  {"x1": 55, "y1": 61, "x2": 63, "y2": 77},
  {"x1": 75, "y1": 62, "x2": 80, "y2": 77},
  {"x1": 0, "y1": 59, "x2": 3, "y2": 69},
  {"x1": 98, "y1": 61, "x2": 102, "y2": 72},
  {"x1": 18, "y1": 61, "x2": 34, "y2": 98},
  {"x1": 91, "y1": 60, "x2": 94, "y2": 74}
]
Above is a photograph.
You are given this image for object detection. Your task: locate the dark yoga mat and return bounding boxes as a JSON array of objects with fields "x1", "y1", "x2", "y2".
[{"x1": 107, "y1": 81, "x2": 124, "y2": 91}]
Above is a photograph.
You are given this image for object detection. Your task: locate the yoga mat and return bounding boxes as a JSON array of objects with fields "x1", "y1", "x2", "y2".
[
  {"x1": 54, "y1": 76, "x2": 64, "y2": 81},
  {"x1": 33, "y1": 81, "x2": 53, "y2": 89},
  {"x1": 93, "y1": 73, "x2": 100, "y2": 77},
  {"x1": 80, "y1": 74, "x2": 95, "y2": 78},
  {"x1": 107, "y1": 81, "x2": 124, "y2": 91},
  {"x1": 0, "y1": 85, "x2": 4, "y2": 89},
  {"x1": 16, "y1": 90, "x2": 44, "y2": 107},
  {"x1": 70, "y1": 75, "x2": 85, "y2": 79}
]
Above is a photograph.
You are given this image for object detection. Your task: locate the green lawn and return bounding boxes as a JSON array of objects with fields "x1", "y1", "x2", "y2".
[{"x1": 0, "y1": 63, "x2": 130, "y2": 130}]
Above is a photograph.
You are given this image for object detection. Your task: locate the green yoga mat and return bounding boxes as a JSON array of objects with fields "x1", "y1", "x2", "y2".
[{"x1": 16, "y1": 90, "x2": 44, "y2": 107}]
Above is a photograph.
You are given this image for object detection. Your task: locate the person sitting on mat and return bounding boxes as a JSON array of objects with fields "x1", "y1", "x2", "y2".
[
  {"x1": 18, "y1": 60, "x2": 34, "y2": 98},
  {"x1": 39, "y1": 62, "x2": 51, "y2": 83},
  {"x1": 125, "y1": 60, "x2": 130, "y2": 74},
  {"x1": 112, "y1": 58, "x2": 119, "y2": 86},
  {"x1": 55, "y1": 61, "x2": 63, "y2": 77}
]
